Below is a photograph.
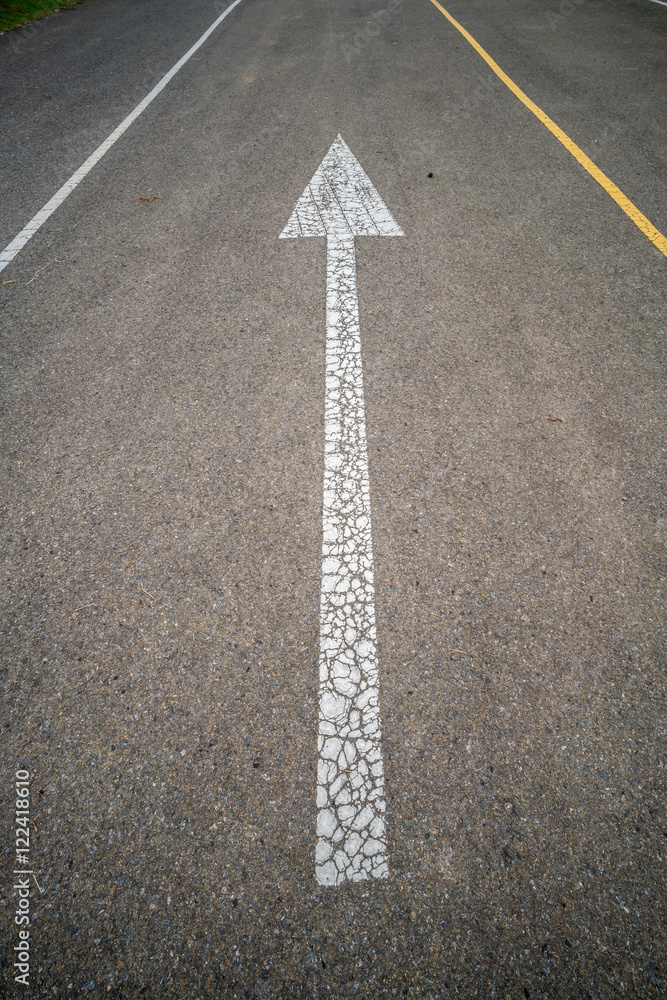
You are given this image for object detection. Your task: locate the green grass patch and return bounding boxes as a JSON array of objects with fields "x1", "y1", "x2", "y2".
[{"x1": 0, "y1": 0, "x2": 81, "y2": 33}]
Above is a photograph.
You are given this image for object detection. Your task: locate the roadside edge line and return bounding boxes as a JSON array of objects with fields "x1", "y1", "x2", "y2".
[
  {"x1": 427, "y1": 0, "x2": 667, "y2": 258},
  {"x1": 0, "y1": 0, "x2": 246, "y2": 275}
]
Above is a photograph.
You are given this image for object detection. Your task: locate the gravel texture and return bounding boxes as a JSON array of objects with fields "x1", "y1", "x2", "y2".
[{"x1": 1, "y1": 0, "x2": 665, "y2": 995}]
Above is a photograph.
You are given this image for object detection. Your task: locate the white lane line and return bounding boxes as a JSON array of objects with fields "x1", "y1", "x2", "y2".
[
  {"x1": 647, "y1": 0, "x2": 667, "y2": 7},
  {"x1": 280, "y1": 136, "x2": 403, "y2": 885},
  {"x1": 0, "y1": 0, "x2": 245, "y2": 275}
]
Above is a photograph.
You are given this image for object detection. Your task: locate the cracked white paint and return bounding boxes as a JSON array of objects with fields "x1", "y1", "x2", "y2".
[
  {"x1": 280, "y1": 135, "x2": 403, "y2": 241},
  {"x1": 280, "y1": 136, "x2": 402, "y2": 885}
]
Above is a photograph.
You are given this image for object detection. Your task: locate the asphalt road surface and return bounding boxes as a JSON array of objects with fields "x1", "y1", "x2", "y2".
[{"x1": 1, "y1": 0, "x2": 665, "y2": 996}]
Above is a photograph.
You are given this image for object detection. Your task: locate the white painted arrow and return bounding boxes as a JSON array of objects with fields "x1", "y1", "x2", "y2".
[{"x1": 280, "y1": 136, "x2": 403, "y2": 886}]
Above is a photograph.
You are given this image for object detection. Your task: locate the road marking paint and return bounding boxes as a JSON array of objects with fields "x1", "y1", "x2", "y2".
[
  {"x1": 647, "y1": 0, "x2": 667, "y2": 7},
  {"x1": 427, "y1": 0, "x2": 667, "y2": 258},
  {"x1": 280, "y1": 136, "x2": 403, "y2": 885},
  {"x1": 0, "y1": 0, "x2": 246, "y2": 276}
]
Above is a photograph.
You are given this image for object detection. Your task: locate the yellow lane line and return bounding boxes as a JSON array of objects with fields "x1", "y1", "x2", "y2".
[{"x1": 427, "y1": 0, "x2": 667, "y2": 258}]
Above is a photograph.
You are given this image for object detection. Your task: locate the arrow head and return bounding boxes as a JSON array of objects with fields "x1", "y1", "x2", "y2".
[{"x1": 279, "y1": 135, "x2": 404, "y2": 240}]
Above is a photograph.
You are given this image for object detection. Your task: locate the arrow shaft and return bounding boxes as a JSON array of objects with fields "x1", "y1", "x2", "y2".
[{"x1": 315, "y1": 236, "x2": 388, "y2": 886}]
